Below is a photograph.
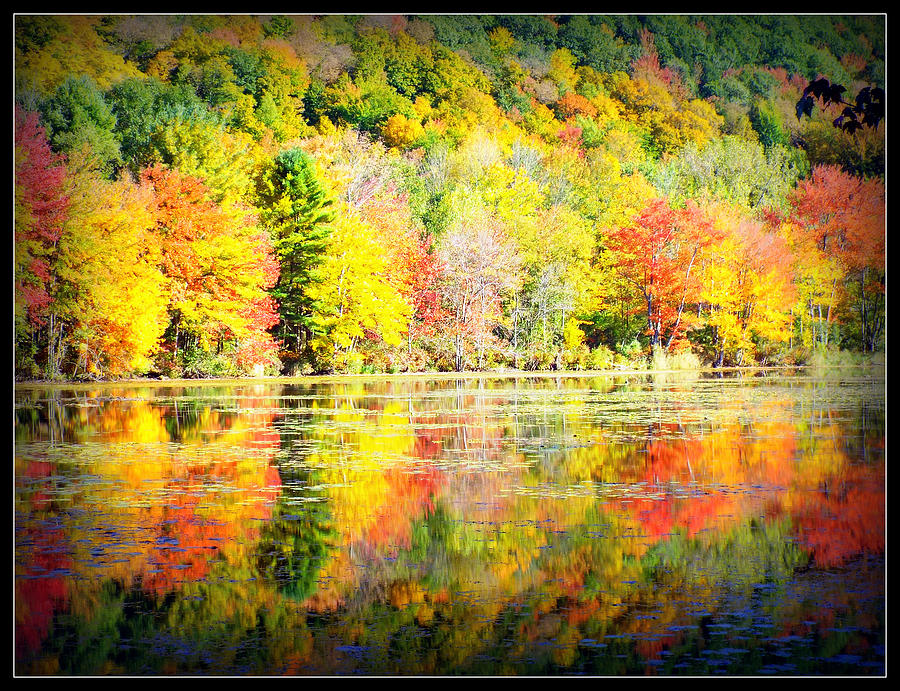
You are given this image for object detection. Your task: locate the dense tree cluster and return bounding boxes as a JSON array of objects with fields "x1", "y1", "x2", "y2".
[{"x1": 14, "y1": 14, "x2": 885, "y2": 379}]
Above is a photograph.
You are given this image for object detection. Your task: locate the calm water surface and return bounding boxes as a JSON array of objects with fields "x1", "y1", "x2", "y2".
[{"x1": 14, "y1": 370, "x2": 885, "y2": 676}]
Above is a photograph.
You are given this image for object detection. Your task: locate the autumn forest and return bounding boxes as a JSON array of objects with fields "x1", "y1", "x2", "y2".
[{"x1": 13, "y1": 14, "x2": 886, "y2": 381}]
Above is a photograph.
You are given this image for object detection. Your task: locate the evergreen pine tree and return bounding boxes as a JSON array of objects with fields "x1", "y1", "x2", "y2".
[{"x1": 257, "y1": 147, "x2": 334, "y2": 360}]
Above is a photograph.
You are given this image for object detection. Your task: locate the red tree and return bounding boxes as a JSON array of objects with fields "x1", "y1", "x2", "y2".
[
  {"x1": 606, "y1": 197, "x2": 719, "y2": 348},
  {"x1": 14, "y1": 107, "x2": 70, "y2": 372},
  {"x1": 789, "y1": 165, "x2": 885, "y2": 350}
]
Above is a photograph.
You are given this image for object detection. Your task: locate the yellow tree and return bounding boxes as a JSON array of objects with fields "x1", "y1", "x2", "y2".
[
  {"x1": 55, "y1": 153, "x2": 169, "y2": 376},
  {"x1": 149, "y1": 118, "x2": 263, "y2": 205},
  {"x1": 547, "y1": 47, "x2": 579, "y2": 96},
  {"x1": 305, "y1": 206, "x2": 412, "y2": 371},
  {"x1": 778, "y1": 219, "x2": 843, "y2": 350},
  {"x1": 697, "y1": 205, "x2": 795, "y2": 366},
  {"x1": 508, "y1": 202, "x2": 595, "y2": 363},
  {"x1": 609, "y1": 72, "x2": 722, "y2": 156},
  {"x1": 381, "y1": 112, "x2": 426, "y2": 149},
  {"x1": 15, "y1": 15, "x2": 143, "y2": 94}
]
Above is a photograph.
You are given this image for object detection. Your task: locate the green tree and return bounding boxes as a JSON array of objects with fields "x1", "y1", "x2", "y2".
[
  {"x1": 263, "y1": 15, "x2": 296, "y2": 40},
  {"x1": 41, "y1": 75, "x2": 122, "y2": 178},
  {"x1": 107, "y1": 77, "x2": 218, "y2": 175},
  {"x1": 750, "y1": 99, "x2": 787, "y2": 149},
  {"x1": 654, "y1": 136, "x2": 807, "y2": 211},
  {"x1": 256, "y1": 148, "x2": 335, "y2": 363},
  {"x1": 557, "y1": 15, "x2": 635, "y2": 73}
]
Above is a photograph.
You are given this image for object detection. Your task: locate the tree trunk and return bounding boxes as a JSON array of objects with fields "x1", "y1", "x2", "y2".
[
  {"x1": 47, "y1": 312, "x2": 64, "y2": 378},
  {"x1": 478, "y1": 291, "x2": 486, "y2": 370},
  {"x1": 666, "y1": 247, "x2": 698, "y2": 349},
  {"x1": 646, "y1": 292, "x2": 657, "y2": 347}
]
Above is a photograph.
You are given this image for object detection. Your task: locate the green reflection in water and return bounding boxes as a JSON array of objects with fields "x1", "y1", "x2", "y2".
[{"x1": 15, "y1": 372, "x2": 885, "y2": 675}]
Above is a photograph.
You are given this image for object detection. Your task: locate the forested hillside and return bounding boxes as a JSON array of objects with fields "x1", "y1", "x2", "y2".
[{"x1": 14, "y1": 14, "x2": 885, "y2": 379}]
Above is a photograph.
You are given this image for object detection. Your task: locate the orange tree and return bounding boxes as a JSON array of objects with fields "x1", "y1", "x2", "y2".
[
  {"x1": 143, "y1": 164, "x2": 280, "y2": 373},
  {"x1": 604, "y1": 197, "x2": 720, "y2": 351},
  {"x1": 787, "y1": 164, "x2": 885, "y2": 351}
]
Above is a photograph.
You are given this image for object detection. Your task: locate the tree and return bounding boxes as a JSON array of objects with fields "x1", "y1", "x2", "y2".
[
  {"x1": 794, "y1": 78, "x2": 885, "y2": 178},
  {"x1": 557, "y1": 15, "x2": 634, "y2": 73},
  {"x1": 263, "y1": 15, "x2": 297, "y2": 40},
  {"x1": 605, "y1": 197, "x2": 720, "y2": 350},
  {"x1": 507, "y1": 205, "x2": 595, "y2": 366},
  {"x1": 395, "y1": 233, "x2": 447, "y2": 364},
  {"x1": 750, "y1": 99, "x2": 788, "y2": 149},
  {"x1": 554, "y1": 92, "x2": 598, "y2": 120},
  {"x1": 381, "y1": 112, "x2": 426, "y2": 148},
  {"x1": 143, "y1": 164, "x2": 280, "y2": 369},
  {"x1": 696, "y1": 206, "x2": 794, "y2": 366},
  {"x1": 305, "y1": 208, "x2": 412, "y2": 371},
  {"x1": 349, "y1": 174, "x2": 448, "y2": 366},
  {"x1": 437, "y1": 215, "x2": 520, "y2": 370},
  {"x1": 14, "y1": 107, "x2": 70, "y2": 377},
  {"x1": 787, "y1": 165, "x2": 885, "y2": 351},
  {"x1": 54, "y1": 153, "x2": 169, "y2": 377},
  {"x1": 107, "y1": 77, "x2": 219, "y2": 176},
  {"x1": 15, "y1": 15, "x2": 143, "y2": 93},
  {"x1": 609, "y1": 71, "x2": 723, "y2": 156},
  {"x1": 655, "y1": 136, "x2": 807, "y2": 211},
  {"x1": 148, "y1": 116, "x2": 259, "y2": 204},
  {"x1": 40, "y1": 75, "x2": 122, "y2": 178},
  {"x1": 256, "y1": 147, "x2": 335, "y2": 362}
]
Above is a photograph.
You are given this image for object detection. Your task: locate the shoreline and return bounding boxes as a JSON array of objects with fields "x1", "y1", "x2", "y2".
[{"x1": 13, "y1": 363, "x2": 885, "y2": 392}]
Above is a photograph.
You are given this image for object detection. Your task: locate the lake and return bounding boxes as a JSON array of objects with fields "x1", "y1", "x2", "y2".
[{"x1": 14, "y1": 369, "x2": 885, "y2": 676}]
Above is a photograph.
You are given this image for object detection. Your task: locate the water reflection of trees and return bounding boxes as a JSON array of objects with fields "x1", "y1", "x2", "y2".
[
  {"x1": 15, "y1": 387, "x2": 287, "y2": 673},
  {"x1": 14, "y1": 377, "x2": 884, "y2": 674}
]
